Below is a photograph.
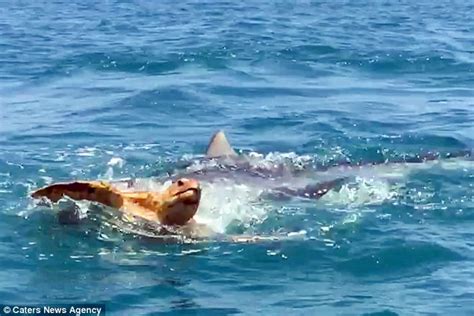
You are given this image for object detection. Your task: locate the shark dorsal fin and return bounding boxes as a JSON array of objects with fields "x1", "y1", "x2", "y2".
[{"x1": 206, "y1": 130, "x2": 237, "y2": 158}]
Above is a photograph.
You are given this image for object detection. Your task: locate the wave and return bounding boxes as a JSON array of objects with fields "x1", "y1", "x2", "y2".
[{"x1": 335, "y1": 242, "x2": 463, "y2": 277}]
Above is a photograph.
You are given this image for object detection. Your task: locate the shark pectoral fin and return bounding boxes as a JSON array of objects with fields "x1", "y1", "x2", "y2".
[
  {"x1": 263, "y1": 187, "x2": 295, "y2": 201},
  {"x1": 271, "y1": 178, "x2": 348, "y2": 200},
  {"x1": 299, "y1": 178, "x2": 348, "y2": 199},
  {"x1": 206, "y1": 130, "x2": 237, "y2": 158}
]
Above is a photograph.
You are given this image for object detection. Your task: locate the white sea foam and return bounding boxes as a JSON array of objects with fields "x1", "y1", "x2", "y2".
[
  {"x1": 194, "y1": 180, "x2": 267, "y2": 233},
  {"x1": 103, "y1": 157, "x2": 125, "y2": 180},
  {"x1": 76, "y1": 146, "x2": 97, "y2": 157},
  {"x1": 107, "y1": 157, "x2": 125, "y2": 168},
  {"x1": 321, "y1": 177, "x2": 398, "y2": 207}
]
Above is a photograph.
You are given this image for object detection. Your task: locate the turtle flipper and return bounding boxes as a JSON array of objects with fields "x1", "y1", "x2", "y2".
[{"x1": 31, "y1": 181, "x2": 124, "y2": 209}]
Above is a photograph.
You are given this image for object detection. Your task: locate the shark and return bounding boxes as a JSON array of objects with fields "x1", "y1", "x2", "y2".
[{"x1": 148, "y1": 130, "x2": 472, "y2": 201}]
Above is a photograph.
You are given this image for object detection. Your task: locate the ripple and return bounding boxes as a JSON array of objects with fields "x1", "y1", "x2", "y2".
[{"x1": 335, "y1": 242, "x2": 463, "y2": 277}]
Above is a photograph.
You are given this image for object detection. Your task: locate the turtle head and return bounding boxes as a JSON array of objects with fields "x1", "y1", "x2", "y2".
[{"x1": 158, "y1": 178, "x2": 201, "y2": 226}]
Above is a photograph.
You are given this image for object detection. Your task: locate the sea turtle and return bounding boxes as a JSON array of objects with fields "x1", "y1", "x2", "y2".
[{"x1": 31, "y1": 178, "x2": 201, "y2": 226}]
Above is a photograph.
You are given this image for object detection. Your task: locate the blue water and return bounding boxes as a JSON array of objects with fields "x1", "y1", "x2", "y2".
[{"x1": 1, "y1": 1, "x2": 474, "y2": 315}]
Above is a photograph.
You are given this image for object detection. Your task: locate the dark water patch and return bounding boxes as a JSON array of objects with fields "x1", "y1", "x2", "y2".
[
  {"x1": 62, "y1": 47, "x2": 239, "y2": 76},
  {"x1": 240, "y1": 115, "x2": 305, "y2": 131},
  {"x1": 111, "y1": 87, "x2": 230, "y2": 125},
  {"x1": 276, "y1": 44, "x2": 343, "y2": 66},
  {"x1": 362, "y1": 311, "x2": 399, "y2": 316},
  {"x1": 209, "y1": 84, "x2": 307, "y2": 98},
  {"x1": 336, "y1": 116, "x2": 415, "y2": 136},
  {"x1": 234, "y1": 283, "x2": 284, "y2": 293},
  {"x1": 360, "y1": 54, "x2": 473, "y2": 76},
  {"x1": 80, "y1": 54, "x2": 182, "y2": 75},
  {"x1": 335, "y1": 242, "x2": 463, "y2": 278},
  {"x1": 398, "y1": 170, "x2": 474, "y2": 223},
  {"x1": 8, "y1": 131, "x2": 118, "y2": 143},
  {"x1": 15, "y1": 52, "x2": 182, "y2": 82},
  {"x1": 225, "y1": 240, "x2": 330, "y2": 273},
  {"x1": 152, "y1": 307, "x2": 241, "y2": 316},
  {"x1": 0, "y1": 290, "x2": 21, "y2": 302},
  {"x1": 117, "y1": 87, "x2": 199, "y2": 108},
  {"x1": 359, "y1": 134, "x2": 469, "y2": 157},
  {"x1": 273, "y1": 296, "x2": 331, "y2": 309},
  {"x1": 302, "y1": 121, "x2": 346, "y2": 141},
  {"x1": 76, "y1": 52, "x2": 182, "y2": 75}
]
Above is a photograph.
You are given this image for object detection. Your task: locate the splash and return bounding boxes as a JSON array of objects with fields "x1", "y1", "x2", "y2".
[
  {"x1": 321, "y1": 177, "x2": 399, "y2": 207},
  {"x1": 103, "y1": 156, "x2": 125, "y2": 180},
  {"x1": 183, "y1": 151, "x2": 314, "y2": 173},
  {"x1": 194, "y1": 180, "x2": 268, "y2": 233}
]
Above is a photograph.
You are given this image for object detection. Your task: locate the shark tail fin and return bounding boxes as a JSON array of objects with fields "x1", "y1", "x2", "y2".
[{"x1": 206, "y1": 130, "x2": 237, "y2": 158}]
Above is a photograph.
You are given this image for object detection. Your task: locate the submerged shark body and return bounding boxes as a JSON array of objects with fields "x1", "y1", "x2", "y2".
[{"x1": 151, "y1": 131, "x2": 472, "y2": 201}]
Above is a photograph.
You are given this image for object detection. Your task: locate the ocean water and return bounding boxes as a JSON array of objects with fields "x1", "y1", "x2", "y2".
[{"x1": 1, "y1": 0, "x2": 474, "y2": 315}]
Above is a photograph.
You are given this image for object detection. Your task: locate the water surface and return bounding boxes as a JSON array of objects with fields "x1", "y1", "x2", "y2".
[{"x1": 1, "y1": 1, "x2": 474, "y2": 315}]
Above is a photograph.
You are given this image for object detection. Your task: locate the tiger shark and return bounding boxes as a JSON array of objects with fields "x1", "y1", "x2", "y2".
[{"x1": 158, "y1": 130, "x2": 472, "y2": 201}]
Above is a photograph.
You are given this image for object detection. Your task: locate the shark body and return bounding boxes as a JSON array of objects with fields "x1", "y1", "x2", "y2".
[{"x1": 157, "y1": 131, "x2": 472, "y2": 201}]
